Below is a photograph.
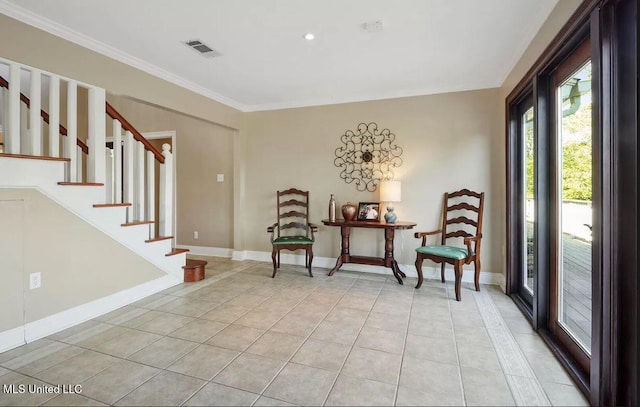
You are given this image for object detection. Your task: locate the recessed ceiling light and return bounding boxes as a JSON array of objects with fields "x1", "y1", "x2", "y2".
[{"x1": 303, "y1": 33, "x2": 315, "y2": 40}]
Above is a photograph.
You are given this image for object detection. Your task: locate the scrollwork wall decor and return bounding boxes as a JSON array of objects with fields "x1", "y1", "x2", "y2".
[{"x1": 334, "y1": 122, "x2": 403, "y2": 192}]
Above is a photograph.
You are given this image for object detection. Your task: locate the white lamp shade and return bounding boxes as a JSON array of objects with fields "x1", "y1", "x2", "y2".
[{"x1": 380, "y1": 180, "x2": 401, "y2": 202}]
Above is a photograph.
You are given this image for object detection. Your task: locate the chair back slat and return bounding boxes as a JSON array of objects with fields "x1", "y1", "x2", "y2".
[
  {"x1": 281, "y1": 222, "x2": 307, "y2": 230},
  {"x1": 446, "y1": 216, "x2": 478, "y2": 227},
  {"x1": 280, "y1": 210, "x2": 307, "y2": 218},
  {"x1": 280, "y1": 188, "x2": 306, "y2": 195},
  {"x1": 276, "y1": 189, "x2": 310, "y2": 238},
  {"x1": 445, "y1": 230, "x2": 474, "y2": 239},
  {"x1": 280, "y1": 199, "x2": 307, "y2": 207},
  {"x1": 449, "y1": 188, "x2": 482, "y2": 199},
  {"x1": 448, "y1": 203, "x2": 480, "y2": 213}
]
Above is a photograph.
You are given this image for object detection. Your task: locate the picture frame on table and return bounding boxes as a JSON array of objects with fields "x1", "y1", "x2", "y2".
[{"x1": 357, "y1": 202, "x2": 381, "y2": 221}]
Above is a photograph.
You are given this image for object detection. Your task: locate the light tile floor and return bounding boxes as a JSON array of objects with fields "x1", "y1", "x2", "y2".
[{"x1": 0, "y1": 257, "x2": 590, "y2": 406}]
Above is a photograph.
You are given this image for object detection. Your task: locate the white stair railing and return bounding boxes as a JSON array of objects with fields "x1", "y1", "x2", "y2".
[
  {"x1": 106, "y1": 103, "x2": 172, "y2": 238},
  {"x1": 0, "y1": 57, "x2": 175, "y2": 240}
]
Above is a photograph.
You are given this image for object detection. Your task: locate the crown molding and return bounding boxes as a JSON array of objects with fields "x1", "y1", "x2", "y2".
[
  {"x1": 243, "y1": 82, "x2": 500, "y2": 112},
  {"x1": 0, "y1": 0, "x2": 248, "y2": 112}
]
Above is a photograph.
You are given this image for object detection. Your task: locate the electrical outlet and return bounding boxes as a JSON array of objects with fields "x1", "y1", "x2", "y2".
[
  {"x1": 194, "y1": 231, "x2": 199, "y2": 239},
  {"x1": 217, "y1": 174, "x2": 224, "y2": 182},
  {"x1": 29, "y1": 272, "x2": 41, "y2": 289}
]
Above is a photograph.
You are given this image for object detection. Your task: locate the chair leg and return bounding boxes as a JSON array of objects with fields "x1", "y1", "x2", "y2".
[
  {"x1": 440, "y1": 263, "x2": 446, "y2": 283},
  {"x1": 277, "y1": 251, "x2": 280, "y2": 268},
  {"x1": 474, "y1": 257, "x2": 481, "y2": 291},
  {"x1": 307, "y1": 247, "x2": 314, "y2": 278},
  {"x1": 305, "y1": 251, "x2": 308, "y2": 268},
  {"x1": 271, "y1": 248, "x2": 278, "y2": 278},
  {"x1": 454, "y1": 262, "x2": 462, "y2": 301},
  {"x1": 414, "y1": 255, "x2": 424, "y2": 289}
]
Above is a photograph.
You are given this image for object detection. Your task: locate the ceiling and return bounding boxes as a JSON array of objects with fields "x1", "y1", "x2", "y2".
[{"x1": 1, "y1": 0, "x2": 559, "y2": 112}]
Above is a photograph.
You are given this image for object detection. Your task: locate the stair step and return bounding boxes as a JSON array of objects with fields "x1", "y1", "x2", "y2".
[
  {"x1": 121, "y1": 220, "x2": 155, "y2": 227},
  {"x1": 166, "y1": 248, "x2": 189, "y2": 257},
  {"x1": 0, "y1": 153, "x2": 70, "y2": 162},
  {"x1": 93, "y1": 203, "x2": 132, "y2": 208},
  {"x1": 58, "y1": 182, "x2": 104, "y2": 186},
  {"x1": 182, "y1": 259, "x2": 207, "y2": 283},
  {"x1": 145, "y1": 236, "x2": 174, "y2": 243}
]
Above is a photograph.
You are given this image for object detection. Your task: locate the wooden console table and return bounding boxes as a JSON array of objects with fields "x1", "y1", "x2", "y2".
[{"x1": 322, "y1": 219, "x2": 416, "y2": 284}]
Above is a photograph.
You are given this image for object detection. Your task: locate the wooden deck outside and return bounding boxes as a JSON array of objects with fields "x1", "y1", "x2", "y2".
[{"x1": 561, "y1": 233, "x2": 592, "y2": 351}]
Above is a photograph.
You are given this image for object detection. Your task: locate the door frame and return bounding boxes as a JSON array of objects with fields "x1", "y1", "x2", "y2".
[{"x1": 505, "y1": 0, "x2": 637, "y2": 404}]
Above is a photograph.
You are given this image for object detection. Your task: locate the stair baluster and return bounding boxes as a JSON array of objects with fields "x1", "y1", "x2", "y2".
[
  {"x1": 146, "y1": 149, "x2": 156, "y2": 239},
  {"x1": 48, "y1": 76, "x2": 60, "y2": 157},
  {"x1": 66, "y1": 80, "x2": 77, "y2": 182},
  {"x1": 159, "y1": 143, "x2": 173, "y2": 237},
  {"x1": 29, "y1": 69, "x2": 42, "y2": 156},
  {"x1": 112, "y1": 119, "x2": 122, "y2": 204}
]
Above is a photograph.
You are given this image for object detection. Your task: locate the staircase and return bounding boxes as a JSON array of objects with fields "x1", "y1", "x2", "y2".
[{"x1": 0, "y1": 57, "x2": 187, "y2": 280}]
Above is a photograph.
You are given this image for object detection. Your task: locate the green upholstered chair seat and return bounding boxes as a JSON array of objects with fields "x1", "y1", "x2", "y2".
[
  {"x1": 415, "y1": 245, "x2": 470, "y2": 260},
  {"x1": 273, "y1": 236, "x2": 313, "y2": 245}
]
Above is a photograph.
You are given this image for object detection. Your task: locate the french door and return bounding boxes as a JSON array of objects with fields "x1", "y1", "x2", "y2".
[
  {"x1": 549, "y1": 38, "x2": 592, "y2": 373},
  {"x1": 507, "y1": 0, "x2": 637, "y2": 404}
]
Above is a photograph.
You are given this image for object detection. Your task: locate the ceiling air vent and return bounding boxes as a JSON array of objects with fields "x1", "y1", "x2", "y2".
[{"x1": 184, "y1": 39, "x2": 221, "y2": 58}]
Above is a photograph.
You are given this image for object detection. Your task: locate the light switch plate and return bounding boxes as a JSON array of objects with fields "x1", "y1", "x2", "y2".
[{"x1": 217, "y1": 174, "x2": 224, "y2": 182}]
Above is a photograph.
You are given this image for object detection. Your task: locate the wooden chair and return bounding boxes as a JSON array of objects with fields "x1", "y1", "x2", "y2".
[
  {"x1": 414, "y1": 189, "x2": 484, "y2": 301},
  {"x1": 267, "y1": 188, "x2": 318, "y2": 278}
]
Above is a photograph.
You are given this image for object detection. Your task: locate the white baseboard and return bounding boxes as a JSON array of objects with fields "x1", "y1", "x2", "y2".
[
  {"x1": 176, "y1": 245, "x2": 233, "y2": 258},
  {"x1": 234, "y1": 250, "x2": 501, "y2": 285},
  {"x1": 0, "y1": 326, "x2": 25, "y2": 353},
  {"x1": 0, "y1": 275, "x2": 180, "y2": 353},
  {"x1": 231, "y1": 250, "x2": 247, "y2": 261}
]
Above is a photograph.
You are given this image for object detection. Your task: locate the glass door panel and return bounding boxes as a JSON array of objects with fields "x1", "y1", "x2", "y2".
[
  {"x1": 556, "y1": 61, "x2": 592, "y2": 355},
  {"x1": 522, "y1": 106, "x2": 535, "y2": 296}
]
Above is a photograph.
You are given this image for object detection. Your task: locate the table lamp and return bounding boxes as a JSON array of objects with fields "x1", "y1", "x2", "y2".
[{"x1": 380, "y1": 180, "x2": 401, "y2": 223}]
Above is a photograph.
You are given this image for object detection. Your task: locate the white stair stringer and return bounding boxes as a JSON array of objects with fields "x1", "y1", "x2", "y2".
[{"x1": 0, "y1": 157, "x2": 185, "y2": 280}]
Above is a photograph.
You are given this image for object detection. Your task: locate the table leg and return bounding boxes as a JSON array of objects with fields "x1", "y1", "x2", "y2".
[
  {"x1": 392, "y1": 260, "x2": 405, "y2": 281},
  {"x1": 328, "y1": 225, "x2": 350, "y2": 276},
  {"x1": 385, "y1": 228, "x2": 404, "y2": 284}
]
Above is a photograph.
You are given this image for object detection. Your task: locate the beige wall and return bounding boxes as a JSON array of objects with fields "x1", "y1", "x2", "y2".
[
  {"x1": 240, "y1": 89, "x2": 502, "y2": 273},
  {"x1": 107, "y1": 95, "x2": 235, "y2": 249},
  {"x1": 0, "y1": 1, "x2": 583, "y2": 282},
  {"x1": 0, "y1": 14, "x2": 243, "y2": 130},
  {"x1": 0, "y1": 189, "x2": 166, "y2": 329}
]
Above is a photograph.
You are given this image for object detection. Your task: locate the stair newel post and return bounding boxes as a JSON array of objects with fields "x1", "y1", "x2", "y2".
[
  {"x1": 159, "y1": 143, "x2": 173, "y2": 237},
  {"x1": 5, "y1": 63, "x2": 20, "y2": 154},
  {"x1": 87, "y1": 86, "x2": 106, "y2": 184},
  {"x1": 66, "y1": 80, "x2": 78, "y2": 182},
  {"x1": 48, "y1": 76, "x2": 60, "y2": 157},
  {"x1": 29, "y1": 69, "x2": 42, "y2": 156},
  {"x1": 134, "y1": 140, "x2": 145, "y2": 221},
  {"x1": 112, "y1": 119, "x2": 122, "y2": 203},
  {"x1": 146, "y1": 150, "x2": 156, "y2": 238},
  {"x1": 105, "y1": 147, "x2": 114, "y2": 203},
  {"x1": 123, "y1": 130, "x2": 135, "y2": 221}
]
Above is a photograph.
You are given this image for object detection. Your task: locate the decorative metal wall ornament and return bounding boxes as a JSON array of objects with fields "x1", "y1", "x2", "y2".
[{"x1": 334, "y1": 122, "x2": 403, "y2": 192}]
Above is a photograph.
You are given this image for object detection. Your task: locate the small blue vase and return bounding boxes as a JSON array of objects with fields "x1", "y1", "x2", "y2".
[{"x1": 384, "y1": 207, "x2": 397, "y2": 223}]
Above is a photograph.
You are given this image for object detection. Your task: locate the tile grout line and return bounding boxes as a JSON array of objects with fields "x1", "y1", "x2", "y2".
[
  {"x1": 473, "y1": 289, "x2": 551, "y2": 406},
  {"x1": 392, "y1": 281, "x2": 416, "y2": 407},
  {"x1": 444, "y1": 282, "x2": 469, "y2": 407},
  {"x1": 319, "y1": 277, "x2": 386, "y2": 407}
]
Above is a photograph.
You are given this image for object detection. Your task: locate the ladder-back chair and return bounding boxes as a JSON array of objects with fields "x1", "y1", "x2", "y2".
[
  {"x1": 267, "y1": 188, "x2": 318, "y2": 278},
  {"x1": 414, "y1": 189, "x2": 484, "y2": 301}
]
